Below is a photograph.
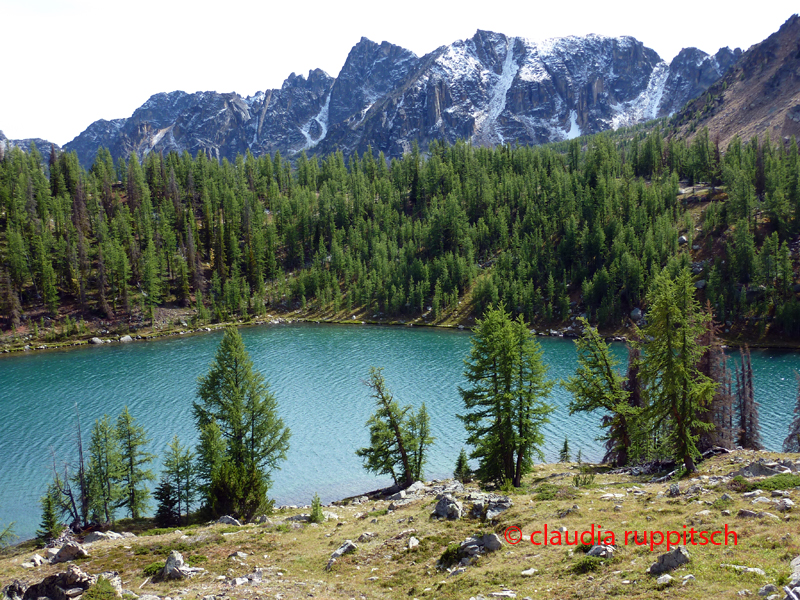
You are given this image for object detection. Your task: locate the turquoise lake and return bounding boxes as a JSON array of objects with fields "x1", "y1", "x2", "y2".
[{"x1": 0, "y1": 323, "x2": 797, "y2": 541}]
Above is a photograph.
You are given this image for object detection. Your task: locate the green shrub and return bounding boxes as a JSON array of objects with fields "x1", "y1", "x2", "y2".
[
  {"x1": 187, "y1": 555, "x2": 207, "y2": 566},
  {"x1": 438, "y1": 543, "x2": 461, "y2": 569},
  {"x1": 309, "y1": 493, "x2": 324, "y2": 524},
  {"x1": 132, "y1": 546, "x2": 151, "y2": 555},
  {"x1": 753, "y1": 474, "x2": 800, "y2": 492},
  {"x1": 142, "y1": 561, "x2": 165, "y2": 577},
  {"x1": 82, "y1": 578, "x2": 118, "y2": 600},
  {"x1": 572, "y1": 555, "x2": 603, "y2": 574}
]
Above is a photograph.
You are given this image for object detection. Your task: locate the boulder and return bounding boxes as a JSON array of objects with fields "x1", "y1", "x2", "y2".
[
  {"x1": 694, "y1": 279, "x2": 706, "y2": 290},
  {"x1": 19, "y1": 565, "x2": 98, "y2": 600},
  {"x1": 678, "y1": 235, "x2": 688, "y2": 245},
  {"x1": 630, "y1": 308, "x2": 643, "y2": 321},
  {"x1": 217, "y1": 515, "x2": 242, "y2": 526},
  {"x1": 776, "y1": 498, "x2": 795, "y2": 512},
  {"x1": 84, "y1": 531, "x2": 123, "y2": 544},
  {"x1": 406, "y1": 481, "x2": 426, "y2": 494},
  {"x1": 408, "y1": 536, "x2": 420, "y2": 550},
  {"x1": 322, "y1": 510, "x2": 340, "y2": 521},
  {"x1": 434, "y1": 494, "x2": 463, "y2": 520},
  {"x1": 89, "y1": 337, "x2": 103, "y2": 345},
  {"x1": 521, "y1": 568, "x2": 538, "y2": 576},
  {"x1": 649, "y1": 546, "x2": 690, "y2": 575},
  {"x1": 668, "y1": 483, "x2": 681, "y2": 497},
  {"x1": 729, "y1": 461, "x2": 787, "y2": 478},
  {"x1": 119, "y1": 335, "x2": 133, "y2": 343},
  {"x1": 161, "y1": 550, "x2": 204, "y2": 580},
  {"x1": 44, "y1": 547, "x2": 59, "y2": 561},
  {"x1": 486, "y1": 497, "x2": 513, "y2": 520},
  {"x1": 657, "y1": 574, "x2": 674, "y2": 586},
  {"x1": 758, "y1": 584, "x2": 778, "y2": 596},
  {"x1": 52, "y1": 542, "x2": 89, "y2": 564},
  {"x1": 325, "y1": 540, "x2": 358, "y2": 571},
  {"x1": 481, "y1": 533, "x2": 503, "y2": 552},
  {"x1": 357, "y1": 532, "x2": 376, "y2": 543}
]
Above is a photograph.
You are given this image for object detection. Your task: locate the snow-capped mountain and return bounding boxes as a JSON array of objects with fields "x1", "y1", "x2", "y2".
[
  {"x1": 64, "y1": 30, "x2": 741, "y2": 167},
  {"x1": 0, "y1": 130, "x2": 60, "y2": 157}
]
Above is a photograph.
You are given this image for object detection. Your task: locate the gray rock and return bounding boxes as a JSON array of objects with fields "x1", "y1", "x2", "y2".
[
  {"x1": 649, "y1": 545, "x2": 690, "y2": 574},
  {"x1": 29, "y1": 554, "x2": 46, "y2": 567},
  {"x1": 406, "y1": 481, "x2": 426, "y2": 494},
  {"x1": 721, "y1": 564, "x2": 766, "y2": 576},
  {"x1": 668, "y1": 483, "x2": 681, "y2": 497},
  {"x1": 408, "y1": 536, "x2": 419, "y2": 550},
  {"x1": 657, "y1": 574, "x2": 674, "y2": 586},
  {"x1": 84, "y1": 531, "x2": 123, "y2": 544},
  {"x1": 325, "y1": 540, "x2": 358, "y2": 571},
  {"x1": 776, "y1": 498, "x2": 795, "y2": 512},
  {"x1": 486, "y1": 497, "x2": 513, "y2": 520},
  {"x1": 217, "y1": 515, "x2": 242, "y2": 526},
  {"x1": 228, "y1": 551, "x2": 248, "y2": 559},
  {"x1": 738, "y1": 509, "x2": 759, "y2": 518},
  {"x1": 388, "y1": 490, "x2": 406, "y2": 501},
  {"x1": 231, "y1": 577, "x2": 249, "y2": 586},
  {"x1": 730, "y1": 461, "x2": 787, "y2": 478},
  {"x1": 481, "y1": 533, "x2": 503, "y2": 552},
  {"x1": 758, "y1": 584, "x2": 777, "y2": 596},
  {"x1": 434, "y1": 494, "x2": 463, "y2": 520},
  {"x1": 678, "y1": 235, "x2": 688, "y2": 245},
  {"x1": 161, "y1": 550, "x2": 204, "y2": 579},
  {"x1": 89, "y1": 337, "x2": 103, "y2": 345},
  {"x1": 521, "y1": 567, "x2": 538, "y2": 576},
  {"x1": 630, "y1": 307, "x2": 643, "y2": 321},
  {"x1": 52, "y1": 542, "x2": 89, "y2": 564},
  {"x1": 587, "y1": 544, "x2": 614, "y2": 559},
  {"x1": 17, "y1": 565, "x2": 97, "y2": 600},
  {"x1": 119, "y1": 335, "x2": 133, "y2": 343},
  {"x1": 694, "y1": 279, "x2": 706, "y2": 290},
  {"x1": 357, "y1": 532, "x2": 376, "y2": 542}
]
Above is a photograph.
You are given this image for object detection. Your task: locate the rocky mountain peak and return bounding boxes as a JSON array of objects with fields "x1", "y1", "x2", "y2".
[{"x1": 62, "y1": 25, "x2": 770, "y2": 167}]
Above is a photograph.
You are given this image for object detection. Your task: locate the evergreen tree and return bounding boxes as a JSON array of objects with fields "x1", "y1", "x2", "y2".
[
  {"x1": 453, "y1": 448, "x2": 471, "y2": 482},
  {"x1": 115, "y1": 407, "x2": 155, "y2": 519},
  {"x1": 194, "y1": 327, "x2": 291, "y2": 520},
  {"x1": 458, "y1": 305, "x2": 555, "y2": 487},
  {"x1": 309, "y1": 493, "x2": 324, "y2": 524},
  {"x1": 559, "y1": 437, "x2": 571, "y2": 463},
  {"x1": 784, "y1": 373, "x2": 800, "y2": 453},
  {"x1": 153, "y1": 478, "x2": 181, "y2": 527},
  {"x1": 36, "y1": 485, "x2": 61, "y2": 545},
  {"x1": 637, "y1": 268, "x2": 716, "y2": 473}
]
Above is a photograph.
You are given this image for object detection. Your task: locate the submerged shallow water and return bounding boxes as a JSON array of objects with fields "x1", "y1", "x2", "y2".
[{"x1": 0, "y1": 324, "x2": 797, "y2": 540}]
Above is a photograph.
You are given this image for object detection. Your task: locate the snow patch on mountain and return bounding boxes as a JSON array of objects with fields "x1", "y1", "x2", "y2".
[
  {"x1": 610, "y1": 61, "x2": 669, "y2": 129},
  {"x1": 299, "y1": 93, "x2": 331, "y2": 151},
  {"x1": 473, "y1": 37, "x2": 519, "y2": 145},
  {"x1": 564, "y1": 110, "x2": 581, "y2": 140}
]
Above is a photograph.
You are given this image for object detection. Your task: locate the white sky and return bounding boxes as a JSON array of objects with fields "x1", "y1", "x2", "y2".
[{"x1": 2, "y1": 0, "x2": 797, "y2": 146}]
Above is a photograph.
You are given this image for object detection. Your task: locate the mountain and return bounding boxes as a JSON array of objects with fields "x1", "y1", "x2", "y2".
[
  {"x1": 0, "y1": 130, "x2": 61, "y2": 158},
  {"x1": 64, "y1": 31, "x2": 741, "y2": 167},
  {"x1": 673, "y1": 14, "x2": 800, "y2": 147}
]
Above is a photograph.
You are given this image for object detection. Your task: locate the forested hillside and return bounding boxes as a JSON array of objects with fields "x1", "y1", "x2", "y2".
[{"x1": 1, "y1": 126, "x2": 800, "y2": 344}]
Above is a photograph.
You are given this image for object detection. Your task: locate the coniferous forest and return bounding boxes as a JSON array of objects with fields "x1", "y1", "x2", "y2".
[{"x1": 1, "y1": 125, "x2": 800, "y2": 342}]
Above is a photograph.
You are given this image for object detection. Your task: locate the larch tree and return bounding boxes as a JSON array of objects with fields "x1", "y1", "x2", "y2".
[
  {"x1": 458, "y1": 305, "x2": 554, "y2": 487},
  {"x1": 115, "y1": 407, "x2": 155, "y2": 519},
  {"x1": 194, "y1": 327, "x2": 291, "y2": 520},
  {"x1": 637, "y1": 268, "x2": 716, "y2": 473},
  {"x1": 86, "y1": 415, "x2": 122, "y2": 524},
  {"x1": 563, "y1": 317, "x2": 639, "y2": 467},
  {"x1": 356, "y1": 367, "x2": 434, "y2": 487}
]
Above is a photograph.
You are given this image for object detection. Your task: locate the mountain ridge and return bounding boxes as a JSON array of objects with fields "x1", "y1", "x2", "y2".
[{"x1": 59, "y1": 30, "x2": 743, "y2": 167}]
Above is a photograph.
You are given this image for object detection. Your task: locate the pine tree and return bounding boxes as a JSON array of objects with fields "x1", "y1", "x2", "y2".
[
  {"x1": 115, "y1": 407, "x2": 155, "y2": 519},
  {"x1": 696, "y1": 306, "x2": 735, "y2": 451},
  {"x1": 559, "y1": 437, "x2": 571, "y2": 463},
  {"x1": 453, "y1": 448, "x2": 471, "y2": 482},
  {"x1": 194, "y1": 327, "x2": 291, "y2": 520},
  {"x1": 637, "y1": 268, "x2": 716, "y2": 473},
  {"x1": 458, "y1": 305, "x2": 555, "y2": 486},
  {"x1": 784, "y1": 373, "x2": 800, "y2": 453}
]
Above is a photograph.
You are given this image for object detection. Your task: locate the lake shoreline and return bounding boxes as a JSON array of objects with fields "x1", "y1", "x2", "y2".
[{"x1": 4, "y1": 306, "x2": 800, "y2": 358}]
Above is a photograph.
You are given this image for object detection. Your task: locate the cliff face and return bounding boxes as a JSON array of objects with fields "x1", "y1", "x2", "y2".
[
  {"x1": 63, "y1": 29, "x2": 745, "y2": 167},
  {"x1": 673, "y1": 14, "x2": 800, "y2": 148}
]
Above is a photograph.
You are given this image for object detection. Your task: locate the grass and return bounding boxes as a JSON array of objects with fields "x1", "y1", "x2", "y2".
[{"x1": 1, "y1": 449, "x2": 798, "y2": 600}]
